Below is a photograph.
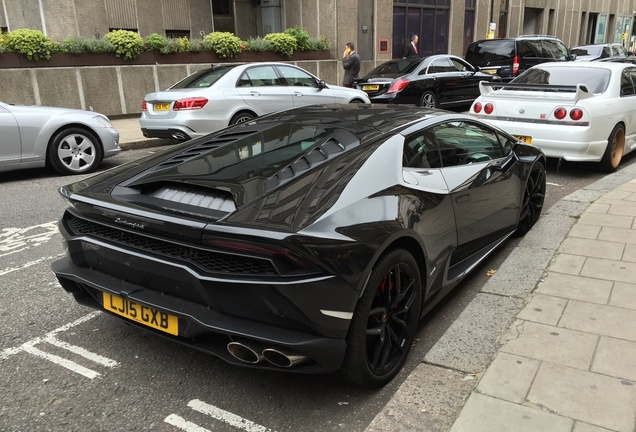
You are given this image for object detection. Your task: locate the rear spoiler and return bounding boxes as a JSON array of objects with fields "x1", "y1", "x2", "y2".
[{"x1": 479, "y1": 81, "x2": 594, "y2": 100}]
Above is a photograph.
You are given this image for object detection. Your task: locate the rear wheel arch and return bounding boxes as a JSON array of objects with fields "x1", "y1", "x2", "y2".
[
  {"x1": 229, "y1": 110, "x2": 257, "y2": 125},
  {"x1": 599, "y1": 122, "x2": 625, "y2": 172},
  {"x1": 349, "y1": 98, "x2": 366, "y2": 104}
]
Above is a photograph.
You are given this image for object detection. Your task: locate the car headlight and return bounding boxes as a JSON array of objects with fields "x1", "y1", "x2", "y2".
[{"x1": 92, "y1": 115, "x2": 114, "y2": 128}]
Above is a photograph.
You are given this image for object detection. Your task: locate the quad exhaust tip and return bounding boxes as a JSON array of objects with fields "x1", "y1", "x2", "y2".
[{"x1": 226, "y1": 340, "x2": 308, "y2": 368}]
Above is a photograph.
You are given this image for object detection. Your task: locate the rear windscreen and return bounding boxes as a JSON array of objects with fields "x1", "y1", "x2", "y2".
[
  {"x1": 571, "y1": 45, "x2": 603, "y2": 57},
  {"x1": 170, "y1": 67, "x2": 233, "y2": 89},
  {"x1": 465, "y1": 40, "x2": 515, "y2": 66},
  {"x1": 367, "y1": 59, "x2": 422, "y2": 76},
  {"x1": 512, "y1": 67, "x2": 611, "y2": 93}
]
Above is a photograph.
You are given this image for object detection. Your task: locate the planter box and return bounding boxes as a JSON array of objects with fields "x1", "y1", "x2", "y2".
[{"x1": 0, "y1": 50, "x2": 332, "y2": 68}]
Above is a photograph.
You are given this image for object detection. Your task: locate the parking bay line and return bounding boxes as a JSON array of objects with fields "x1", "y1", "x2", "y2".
[
  {"x1": 165, "y1": 399, "x2": 276, "y2": 432},
  {"x1": 1, "y1": 311, "x2": 119, "y2": 379}
]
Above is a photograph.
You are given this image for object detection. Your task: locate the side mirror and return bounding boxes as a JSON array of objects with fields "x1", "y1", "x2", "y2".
[{"x1": 317, "y1": 80, "x2": 327, "y2": 90}]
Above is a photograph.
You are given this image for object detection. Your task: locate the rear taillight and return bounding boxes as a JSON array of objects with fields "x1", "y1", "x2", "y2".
[
  {"x1": 484, "y1": 103, "x2": 494, "y2": 114},
  {"x1": 142, "y1": 101, "x2": 147, "y2": 111},
  {"x1": 473, "y1": 102, "x2": 482, "y2": 113},
  {"x1": 554, "y1": 107, "x2": 567, "y2": 120},
  {"x1": 387, "y1": 78, "x2": 409, "y2": 93},
  {"x1": 569, "y1": 108, "x2": 583, "y2": 121},
  {"x1": 173, "y1": 97, "x2": 208, "y2": 111},
  {"x1": 512, "y1": 55, "x2": 519, "y2": 75}
]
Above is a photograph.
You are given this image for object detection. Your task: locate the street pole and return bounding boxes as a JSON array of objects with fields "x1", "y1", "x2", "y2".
[{"x1": 487, "y1": 0, "x2": 496, "y2": 39}]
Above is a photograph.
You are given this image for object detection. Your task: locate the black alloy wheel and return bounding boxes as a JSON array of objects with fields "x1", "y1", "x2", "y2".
[
  {"x1": 420, "y1": 90, "x2": 438, "y2": 109},
  {"x1": 516, "y1": 161, "x2": 546, "y2": 236},
  {"x1": 341, "y1": 248, "x2": 421, "y2": 387},
  {"x1": 230, "y1": 112, "x2": 255, "y2": 125}
]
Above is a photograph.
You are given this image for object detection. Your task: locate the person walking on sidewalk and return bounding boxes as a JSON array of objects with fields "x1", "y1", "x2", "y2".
[
  {"x1": 404, "y1": 34, "x2": 419, "y2": 58},
  {"x1": 342, "y1": 42, "x2": 361, "y2": 88}
]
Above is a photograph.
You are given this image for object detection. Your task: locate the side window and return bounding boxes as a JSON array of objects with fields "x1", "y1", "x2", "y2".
[
  {"x1": 237, "y1": 66, "x2": 280, "y2": 87},
  {"x1": 623, "y1": 70, "x2": 636, "y2": 97},
  {"x1": 542, "y1": 40, "x2": 568, "y2": 60},
  {"x1": 426, "y1": 57, "x2": 454, "y2": 74},
  {"x1": 277, "y1": 65, "x2": 318, "y2": 87},
  {"x1": 403, "y1": 130, "x2": 443, "y2": 169},
  {"x1": 451, "y1": 58, "x2": 473, "y2": 72},
  {"x1": 519, "y1": 41, "x2": 542, "y2": 58},
  {"x1": 429, "y1": 121, "x2": 506, "y2": 167}
]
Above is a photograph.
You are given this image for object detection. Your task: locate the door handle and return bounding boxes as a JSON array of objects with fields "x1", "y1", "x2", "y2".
[
  {"x1": 293, "y1": 92, "x2": 303, "y2": 96},
  {"x1": 249, "y1": 91, "x2": 261, "y2": 96}
]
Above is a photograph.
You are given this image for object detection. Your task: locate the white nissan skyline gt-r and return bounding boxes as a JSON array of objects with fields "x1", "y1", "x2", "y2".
[{"x1": 469, "y1": 61, "x2": 636, "y2": 171}]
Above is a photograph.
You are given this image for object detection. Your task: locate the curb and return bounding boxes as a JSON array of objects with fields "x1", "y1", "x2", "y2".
[{"x1": 120, "y1": 138, "x2": 178, "y2": 151}]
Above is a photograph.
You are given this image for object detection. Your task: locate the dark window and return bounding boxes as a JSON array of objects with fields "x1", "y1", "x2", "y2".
[
  {"x1": 212, "y1": 0, "x2": 230, "y2": 15},
  {"x1": 166, "y1": 30, "x2": 190, "y2": 38},
  {"x1": 276, "y1": 65, "x2": 317, "y2": 87},
  {"x1": 238, "y1": 66, "x2": 281, "y2": 87},
  {"x1": 463, "y1": 0, "x2": 475, "y2": 56},
  {"x1": 429, "y1": 121, "x2": 504, "y2": 167},
  {"x1": 427, "y1": 57, "x2": 455, "y2": 73},
  {"x1": 621, "y1": 70, "x2": 636, "y2": 97},
  {"x1": 465, "y1": 40, "x2": 514, "y2": 66},
  {"x1": 392, "y1": 2, "x2": 450, "y2": 58},
  {"x1": 170, "y1": 66, "x2": 233, "y2": 89},
  {"x1": 403, "y1": 130, "x2": 442, "y2": 168}
]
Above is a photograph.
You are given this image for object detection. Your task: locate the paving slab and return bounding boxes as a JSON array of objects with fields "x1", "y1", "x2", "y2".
[
  {"x1": 534, "y1": 272, "x2": 613, "y2": 305},
  {"x1": 577, "y1": 212, "x2": 633, "y2": 229},
  {"x1": 516, "y1": 293, "x2": 567, "y2": 325},
  {"x1": 500, "y1": 321, "x2": 597, "y2": 370},
  {"x1": 449, "y1": 393, "x2": 573, "y2": 432},
  {"x1": 568, "y1": 224, "x2": 601, "y2": 240},
  {"x1": 573, "y1": 421, "x2": 619, "y2": 432},
  {"x1": 580, "y1": 257, "x2": 636, "y2": 285},
  {"x1": 558, "y1": 237, "x2": 625, "y2": 261},
  {"x1": 592, "y1": 336, "x2": 636, "y2": 381},
  {"x1": 527, "y1": 363, "x2": 636, "y2": 432},
  {"x1": 609, "y1": 281, "x2": 636, "y2": 310},
  {"x1": 476, "y1": 352, "x2": 539, "y2": 403},
  {"x1": 559, "y1": 300, "x2": 636, "y2": 341},
  {"x1": 546, "y1": 253, "x2": 586, "y2": 275}
]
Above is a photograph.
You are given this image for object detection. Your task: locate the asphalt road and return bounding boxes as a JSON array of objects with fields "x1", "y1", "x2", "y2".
[{"x1": 1, "y1": 146, "x2": 634, "y2": 432}]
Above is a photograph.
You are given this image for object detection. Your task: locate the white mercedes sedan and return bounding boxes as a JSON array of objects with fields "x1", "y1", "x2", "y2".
[
  {"x1": 469, "y1": 61, "x2": 636, "y2": 171},
  {"x1": 140, "y1": 62, "x2": 371, "y2": 141}
]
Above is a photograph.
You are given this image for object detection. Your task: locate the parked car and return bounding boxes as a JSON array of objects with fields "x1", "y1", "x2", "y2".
[
  {"x1": 465, "y1": 35, "x2": 574, "y2": 81},
  {"x1": 0, "y1": 101, "x2": 120, "y2": 175},
  {"x1": 571, "y1": 43, "x2": 636, "y2": 63},
  {"x1": 140, "y1": 62, "x2": 370, "y2": 141},
  {"x1": 53, "y1": 103, "x2": 546, "y2": 388},
  {"x1": 352, "y1": 54, "x2": 499, "y2": 109},
  {"x1": 469, "y1": 61, "x2": 636, "y2": 171}
]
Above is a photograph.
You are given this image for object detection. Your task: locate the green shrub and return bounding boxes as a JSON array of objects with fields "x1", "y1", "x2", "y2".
[
  {"x1": 263, "y1": 32, "x2": 297, "y2": 57},
  {"x1": 284, "y1": 26, "x2": 311, "y2": 51},
  {"x1": 104, "y1": 29, "x2": 144, "y2": 59},
  {"x1": 243, "y1": 37, "x2": 274, "y2": 52},
  {"x1": 144, "y1": 33, "x2": 167, "y2": 51},
  {"x1": 202, "y1": 31, "x2": 242, "y2": 58},
  {"x1": 189, "y1": 39, "x2": 204, "y2": 52},
  {"x1": 4, "y1": 29, "x2": 53, "y2": 60},
  {"x1": 158, "y1": 36, "x2": 190, "y2": 54},
  {"x1": 309, "y1": 35, "x2": 330, "y2": 50},
  {"x1": 59, "y1": 37, "x2": 115, "y2": 54}
]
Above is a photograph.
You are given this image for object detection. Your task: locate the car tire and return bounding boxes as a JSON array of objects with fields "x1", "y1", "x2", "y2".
[
  {"x1": 349, "y1": 99, "x2": 366, "y2": 103},
  {"x1": 340, "y1": 248, "x2": 421, "y2": 388},
  {"x1": 420, "y1": 91, "x2": 438, "y2": 109},
  {"x1": 47, "y1": 127, "x2": 103, "y2": 175},
  {"x1": 600, "y1": 124, "x2": 624, "y2": 172},
  {"x1": 515, "y1": 161, "x2": 546, "y2": 236},
  {"x1": 230, "y1": 112, "x2": 255, "y2": 125}
]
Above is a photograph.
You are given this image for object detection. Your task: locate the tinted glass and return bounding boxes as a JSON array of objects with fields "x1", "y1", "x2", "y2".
[
  {"x1": 465, "y1": 40, "x2": 514, "y2": 66},
  {"x1": 170, "y1": 67, "x2": 232, "y2": 89},
  {"x1": 403, "y1": 130, "x2": 442, "y2": 168},
  {"x1": 512, "y1": 67, "x2": 611, "y2": 93},
  {"x1": 276, "y1": 65, "x2": 317, "y2": 87},
  {"x1": 367, "y1": 59, "x2": 422, "y2": 76},
  {"x1": 542, "y1": 40, "x2": 568, "y2": 60},
  {"x1": 237, "y1": 66, "x2": 281, "y2": 87},
  {"x1": 571, "y1": 45, "x2": 602, "y2": 57},
  {"x1": 430, "y1": 121, "x2": 504, "y2": 167},
  {"x1": 620, "y1": 70, "x2": 635, "y2": 96}
]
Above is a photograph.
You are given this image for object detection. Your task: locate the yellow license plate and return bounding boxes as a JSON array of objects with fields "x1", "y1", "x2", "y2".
[
  {"x1": 481, "y1": 69, "x2": 497, "y2": 75},
  {"x1": 514, "y1": 135, "x2": 532, "y2": 144},
  {"x1": 103, "y1": 292, "x2": 178, "y2": 335},
  {"x1": 153, "y1": 102, "x2": 170, "y2": 111},
  {"x1": 363, "y1": 85, "x2": 379, "y2": 91}
]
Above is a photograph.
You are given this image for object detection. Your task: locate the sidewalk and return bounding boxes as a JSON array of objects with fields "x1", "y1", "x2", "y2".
[
  {"x1": 110, "y1": 114, "x2": 636, "y2": 431},
  {"x1": 110, "y1": 115, "x2": 177, "y2": 150},
  {"x1": 367, "y1": 164, "x2": 636, "y2": 432}
]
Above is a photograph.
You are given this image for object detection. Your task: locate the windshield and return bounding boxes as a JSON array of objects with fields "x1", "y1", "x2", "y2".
[
  {"x1": 170, "y1": 67, "x2": 234, "y2": 89},
  {"x1": 512, "y1": 66, "x2": 611, "y2": 93},
  {"x1": 571, "y1": 45, "x2": 603, "y2": 57}
]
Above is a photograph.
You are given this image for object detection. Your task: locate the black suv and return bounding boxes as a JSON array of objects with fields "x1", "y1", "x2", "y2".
[{"x1": 465, "y1": 35, "x2": 574, "y2": 80}]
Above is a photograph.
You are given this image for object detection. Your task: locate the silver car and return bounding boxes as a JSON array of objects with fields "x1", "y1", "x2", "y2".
[
  {"x1": 140, "y1": 62, "x2": 371, "y2": 141},
  {"x1": 0, "y1": 101, "x2": 120, "y2": 175}
]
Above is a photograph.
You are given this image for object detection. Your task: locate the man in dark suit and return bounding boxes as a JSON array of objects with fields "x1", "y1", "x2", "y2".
[
  {"x1": 342, "y1": 42, "x2": 361, "y2": 88},
  {"x1": 404, "y1": 35, "x2": 419, "y2": 58}
]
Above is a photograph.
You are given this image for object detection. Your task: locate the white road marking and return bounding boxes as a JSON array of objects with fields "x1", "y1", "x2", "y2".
[
  {"x1": 546, "y1": 182, "x2": 560, "y2": 186},
  {"x1": 0, "y1": 254, "x2": 64, "y2": 276},
  {"x1": 165, "y1": 400, "x2": 276, "y2": 432},
  {"x1": 0, "y1": 222, "x2": 59, "y2": 257},
  {"x1": 1, "y1": 311, "x2": 119, "y2": 379},
  {"x1": 164, "y1": 414, "x2": 212, "y2": 432},
  {"x1": 21, "y1": 344, "x2": 101, "y2": 379}
]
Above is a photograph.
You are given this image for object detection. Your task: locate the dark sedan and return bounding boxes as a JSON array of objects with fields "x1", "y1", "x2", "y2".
[
  {"x1": 52, "y1": 104, "x2": 545, "y2": 388},
  {"x1": 571, "y1": 43, "x2": 636, "y2": 63},
  {"x1": 353, "y1": 54, "x2": 500, "y2": 109}
]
